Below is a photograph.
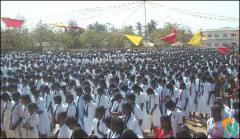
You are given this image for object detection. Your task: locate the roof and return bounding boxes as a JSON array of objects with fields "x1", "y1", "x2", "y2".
[{"x1": 204, "y1": 27, "x2": 239, "y2": 32}]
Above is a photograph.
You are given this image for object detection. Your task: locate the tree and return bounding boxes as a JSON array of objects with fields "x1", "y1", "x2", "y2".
[
  {"x1": 88, "y1": 22, "x2": 107, "y2": 32},
  {"x1": 122, "y1": 25, "x2": 134, "y2": 34},
  {"x1": 136, "y1": 22, "x2": 143, "y2": 36}
]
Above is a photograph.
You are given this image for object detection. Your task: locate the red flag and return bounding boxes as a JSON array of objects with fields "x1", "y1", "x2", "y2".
[
  {"x1": 160, "y1": 28, "x2": 177, "y2": 44},
  {"x1": 217, "y1": 47, "x2": 230, "y2": 55},
  {"x1": 1, "y1": 17, "x2": 24, "y2": 27}
]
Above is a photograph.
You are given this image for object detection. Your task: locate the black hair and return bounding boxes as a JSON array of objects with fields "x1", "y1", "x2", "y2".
[
  {"x1": 58, "y1": 111, "x2": 68, "y2": 120},
  {"x1": 165, "y1": 100, "x2": 176, "y2": 110},
  {"x1": 97, "y1": 88, "x2": 104, "y2": 94},
  {"x1": 71, "y1": 127, "x2": 88, "y2": 138},
  {"x1": 122, "y1": 102, "x2": 133, "y2": 113},
  {"x1": 83, "y1": 93, "x2": 92, "y2": 101},
  {"x1": 146, "y1": 88, "x2": 155, "y2": 95},
  {"x1": 113, "y1": 93, "x2": 123, "y2": 101},
  {"x1": 120, "y1": 129, "x2": 138, "y2": 138},
  {"x1": 54, "y1": 95, "x2": 62, "y2": 104},
  {"x1": 1, "y1": 93, "x2": 10, "y2": 101},
  {"x1": 28, "y1": 103, "x2": 38, "y2": 111},
  {"x1": 65, "y1": 116, "x2": 78, "y2": 127},
  {"x1": 176, "y1": 124, "x2": 192, "y2": 138},
  {"x1": 66, "y1": 93, "x2": 74, "y2": 101},
  {"x1": 192, "y1": 132, "x2": 207, "y2": 138},
  {"x1": 12, "y1": 92, "x2": 21, "y2": 101},
  {"x1": 95, "y1": 106, "x2": 106, "y2": 116},
  {"x1": 125, "y1": 93, "x2": 135, "y2": 102}
]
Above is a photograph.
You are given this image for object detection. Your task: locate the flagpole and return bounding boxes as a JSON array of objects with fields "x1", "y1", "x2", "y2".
[{"x1": 144, "y1": 0, "x2": 148, "y2": 46}]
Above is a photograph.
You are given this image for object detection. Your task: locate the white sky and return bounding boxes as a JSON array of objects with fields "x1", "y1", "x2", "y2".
[{"x1": 1, "y1": 1, "x2": 239, "y2": 32}]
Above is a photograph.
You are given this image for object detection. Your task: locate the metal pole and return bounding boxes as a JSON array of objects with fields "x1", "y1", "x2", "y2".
[{"x1": 144, "y1": 0, "x2": 147, "y2": 40}]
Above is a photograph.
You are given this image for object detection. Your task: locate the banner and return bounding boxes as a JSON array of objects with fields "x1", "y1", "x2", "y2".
[
  {"x1": 160, "y1": 28, "x2": 177, "y2": 44},
  {"x1": 217, "y1": 47, "x2": 230, "y2": 55},
  {"x1": 188, "y1": 31, "x2": 203, "y2": 47},
  {"x1": 1, "y1": 17, "x2": 24, "y2": 27},
  {"x1": 124, "y1": 34, "x2": 143, "y2": 46}
]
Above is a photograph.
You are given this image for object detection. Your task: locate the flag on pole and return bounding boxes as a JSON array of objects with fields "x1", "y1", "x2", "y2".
[
  {"x1": 188, "y1": 31, "x2": 203, "y2": 47},
  {"x1": 1, "y1": 17, "x2": 24, "y2": 27},
  {"x1": 124, "y1": 34, "x2": 143, "y2": 46},
  {"x1": 160, "y1": 28, "x2": 177, "y2": 44},
  {"x1": 217, "y1": 47, "x2": 230, "y2": 55}
]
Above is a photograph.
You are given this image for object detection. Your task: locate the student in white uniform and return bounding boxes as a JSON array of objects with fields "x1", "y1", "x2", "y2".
[
  {"x1": 110, "y1": 93, "x2": 124, "y2": 117},
  {"x1": 92, "y1": 106, "x2": 108, "y2": 138},
  {"x1": 10, "y1": 92, "x2": 23, "y2": 138},
  {"x1": 198, "y1": 76, "x2": 210, "y2": 119},
  {"x1": 66, "y1": 94, "x2": 77, "y2": 118},
  {"x1": 52, "y1": 95, "x2": 66, "y2": 131},
  {"x1": 178, "y1": 82, "x2": 189, "y2": 119},
  {"x1": 22, "y1": 103, "x2": 39, "y2": 138},
  {"x1": 122, "y1": 102, "x2": 143, "y2": 138},
  {"x1": 96, "y1": 88, "x2": 109, "y2": 110},
  {"x1": 1, "y1": 93, "x2": 14, "y2": 138},
  {"x1": 107, "y1": 117, "x2": 125, "y2": 138},
  {"x1": 146, "y1": 88, "x2": 161, "y2": 128},
  {"x1": 74, "y1": 87, "x2": 85, "y2": 129},
  {"x1": 55, "y1": 112, "x2": 72, "y2": 138},
  {"x1": 20, "y1": 95, "x2": 32, "y2": 138},
  {"x1": 188, "y1": 76, "x2": 197, "y2": 119},
  {"x1": 165, "y1": 100, "x2": 184, "y2": 137},
  {"x1": 83, "y1": 93, "x2": 97, "y2": 135},
  {"x1": 159, "y1": 79, "x2": 170, "y2": 115},
  {"x1": 21, "y1": 79, "x2": 30, "y2": 95}
]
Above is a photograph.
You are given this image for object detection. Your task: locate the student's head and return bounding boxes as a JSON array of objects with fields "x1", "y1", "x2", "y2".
[
  {"x1": 57, "y1": 112, "x2": 67, "y2": 125},
  {"x1": 1, "y1": 93, "x2": 10, "y2": 102},
  {"x1": 21, "y1": 94, "x2": 31, "y2": 105},
  {"x1": 113, "y1": 93, "x2": 123, "y2": 103},
  {"x1": 28, "y1": 103, "x2": 38, "y2": 114},
  {"x1": 210, "y1": 105, "x2": 222, "y2": 121},
  {"x1": 213, "y1": 98, "x2": 224, "y2": 110},
  {"x1": 83, "y1": 93, "x2": 92, "y2": 103},
  {"x1": 111, "y1": 117, "x2": 125, "y2": 134},
  {"x1": 179, "y1": 82, "x2": 186, "y2": 90},
  {"x1": 12, "y1": 92, "x2": 21, "y2": 101},
  {"x1": 66, "y1": 94, "x2": 74, "y2": 104},
  {"x1": 75, "y1": 86, "x2": 83, "y2": 96},
  {"x1": 122, "y1": 102, "x2": 133, "y2": 115},
  {"x1": 95, "y1": 106, "x2": 105, "y2": 120},
  {"x1": 65, "y1": 116, "x2": 78, "y2": 130},
  {"x1": 97, "y1": 88, "x2": 104, "y2": 96},
  {"x1": 120, "y1": 129, "x2": 138, "y2": 138},
  {"x1": 125, "y1": 93, "x2": 135, "y2": 104},
  {"x1": 176, "y1": 124, "x2": 192, "y2": 138},
  {"x1": 193, "y1": 132, "x2": 207, "y2": 138},
  {"x1": 165, "y1": 100, "x2": 176, "y2": 111},
  {"x1": 103, "y1": 116, "x2": 112, "y2": 129},
  {"x1": 146, "y1": 88, "x2": 155, "y2": 96},
  {"x1": 54, "y1": 95, "x2": 62, "y2": 104},
  {"x1": 160, "y1": 115, "x2": 172, "y2": 131},
  {"x1": 71, "y1": 127, "x2": 88, "y2": 139}
]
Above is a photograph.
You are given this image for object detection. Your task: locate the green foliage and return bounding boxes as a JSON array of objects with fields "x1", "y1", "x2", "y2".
[{"x1": 1, "y1": 19, "x2": 193, "y2": 50}]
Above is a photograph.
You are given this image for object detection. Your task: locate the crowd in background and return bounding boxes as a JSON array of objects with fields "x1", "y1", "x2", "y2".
[{"x1": 1, "y1": 47, "x2": 239, "y2": 138}]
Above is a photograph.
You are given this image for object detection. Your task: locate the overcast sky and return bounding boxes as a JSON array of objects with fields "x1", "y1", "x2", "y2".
[{"x1": 1, "y1": 1, "x2": 239, "y2": 32}]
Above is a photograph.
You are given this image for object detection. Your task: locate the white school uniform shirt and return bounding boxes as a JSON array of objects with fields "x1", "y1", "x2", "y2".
[
  {"x1": 2, "y1": 101, "x2": 14, "y2": 138},
  {"x1": 83, "y1": 101, "x2": 97, "y2": 135},
  {"x1": 21, "y1": 85, "x2": 30, "y2": 95},
  {"x1": 25, "y1": 112, "x2": 39, "y2": 138},
  {"x1": 147, "y1": 93, "x2": 161, "y2": 127},
  {"x1": 53, "y1": 104, "x2": 66, "y2": 122},
  {"x1": 36, "y1": 96, "x2": 46, "y2": 112},
  {"x1": 123, "y1": 113, "x2": 143, "y2": 138},
  {"x1": 38, "y1": 110, "x2": 51, "y2": 136},
  {"x1": 66, "y1": 102, "x2": 76, "y2": 118},
  {"x1": 111, "y1": 100, "x2": 123, "y2": 113},
  {"x1": 171, "y1": 87, "x2": 180, "y2": 103},
  {"x1": 95, "y1": 94, "x2": 109, "y2": 109},
  {"x1": 35, "y1": 79, "x2": 44, "y2": 90},
  {"x1": 170, "y1": 108, "x2": 183, "y2": 137},
  {"x1": 75, "y1": 95, "x2": 85, "y2": 126},
  {"x1": 56, "y1": 124, "x2": 72, "y2": 138},
  {"x1": 178, "y1": 89, "x2": 189, "y2": 116},
  {"x1": 107, "y1": 129, "x2": 121, "y2": 138},
  {"x1": 21, "y1": 105, "x2": 30, "y2": 138},
  {"x1": 92, "y1": 118, "x2": 108, "y2": 138}
]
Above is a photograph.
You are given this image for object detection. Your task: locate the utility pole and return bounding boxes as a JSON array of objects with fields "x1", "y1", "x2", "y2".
[{"x1": 144, "y1": 0, "x2": 148, "y2": 46}]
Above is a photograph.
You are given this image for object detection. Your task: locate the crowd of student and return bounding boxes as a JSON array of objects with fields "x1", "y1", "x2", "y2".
[{"x1": 0, "y1": 47, "x2": 239, "y2": 138}]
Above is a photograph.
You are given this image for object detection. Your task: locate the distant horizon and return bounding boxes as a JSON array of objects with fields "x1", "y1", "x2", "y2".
[{"x1": 1, "y1": 1, "x2": 239, "y2": 33}]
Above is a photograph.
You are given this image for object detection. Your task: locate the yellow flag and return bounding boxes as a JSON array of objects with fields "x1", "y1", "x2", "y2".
[
  {"x1": 188, "y1": 31, "x2": 203, "y2": 47},
  {"x1": 124, "y1": 34, "x2": 143, "y2": 46}
]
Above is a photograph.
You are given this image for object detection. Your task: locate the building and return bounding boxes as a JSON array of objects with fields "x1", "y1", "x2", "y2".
[{"x1": 202, "y1": 27, "x2": 239, "y2": 48}]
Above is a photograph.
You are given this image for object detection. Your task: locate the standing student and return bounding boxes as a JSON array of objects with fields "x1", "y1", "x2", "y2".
[
  {"x1": 1, "y1": 93, "x2": 14, "y2": 138},
  {"x1": 21, "y1": 79, "x2": 30, "y2": 95},
  {"x1": 55, "y1": 112, "x2": 72, "y2": 138},
  {"x1": 146, "y1": 88, "x2": 161, "y2": 128},
  {"x1": 10, "y1": 92, "x2": 23, "y2": 138},
  {"x1": 66, "y1": 93, "x2": 77, "y2": 118},
  {"x1": 159, "y1": 79, "x2": 170, "y2": 115},
  {"x1": 122, "y1": 102, "x2": 143, "y2": 138},
  {"x1": 188, "y1": 76, "x2": 197, "y2": 119},
  {"x1": 92, "y1": 106, "x2": 108, "y2": 138},
  {"x1": 178, "y1": 82, "x2": 189, "y2": 119},
  {"x1": 23, "y1": 103, "x2": 39, "y2": 138},
  {"x1": 21, "y1": 95, "x2": 32, "y2": 138},
  {"x1": 83, "y1": 93, "x2": 97, "y2": 135},
  {"x1": 165, "y1": 100, "x2": 183, "y2": 137},
  {"x1": 65, "y1": 116, "x2": 80, "y2": 131},
  {"x1": 74, "y1": 87, "x2": 85, "y2": 128},
  {"x1": 110, "y1": 93, "x2": 124, "y2": 117},
  {"x1": 52, "y1": 95, "x2": 66, "y2": 131},
  {"x1": 107, "y1": 117, "x2": 125, "y2": 138},
  {"x1": 96, "y1": 88, "x2": 109, "y2": 110}
]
